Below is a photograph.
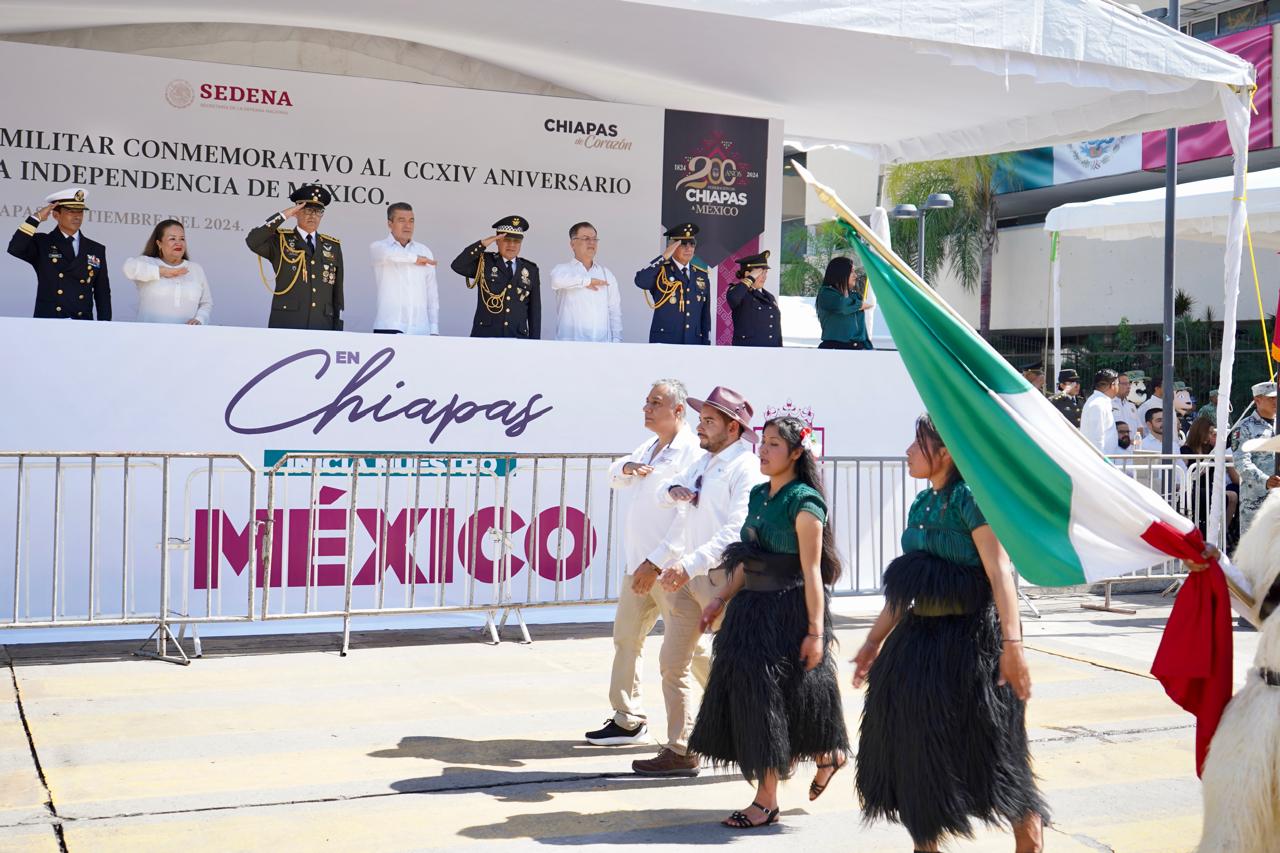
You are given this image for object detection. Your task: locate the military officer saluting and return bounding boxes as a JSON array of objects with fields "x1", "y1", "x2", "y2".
[
  {"x1": 725, "y1": 250, "x2": 780, "y2": 347},
  {"x1": 7, "y1": 187, "x2": 111, "y2": 320},
  {"x1": 1049, "y1": 368, "x2": 1085, "y2": 428},
  {"x1": 246, "y1": 184, "x2": 344, "y2": 330},
  {"x1": 450, "y1": 216, "x2": 542, "y2": 339},
  {"x1": 634, "y1": 223, "x2": 710, "y2": 345}
]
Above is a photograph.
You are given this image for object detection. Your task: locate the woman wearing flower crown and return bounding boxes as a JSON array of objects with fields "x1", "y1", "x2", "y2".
[
  {"x1": 687, "y1": 415, "x2": 849, "y2": 829},
  {"x1": 852, "y1": 414, "x2": 1047, "y2": 852}
]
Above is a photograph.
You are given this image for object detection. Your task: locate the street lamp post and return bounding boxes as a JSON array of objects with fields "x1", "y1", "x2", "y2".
[{"x1": 890, "y1": 193, "x2": 954, "y2": 281}]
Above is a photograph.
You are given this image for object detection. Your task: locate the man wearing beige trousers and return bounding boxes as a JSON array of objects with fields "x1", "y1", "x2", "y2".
[
  {"x1": 631, "y1": 385, "x2": 765, "y2": 777},
  {"x1": 584, "y1": 379, "x2": 703, "y2": 748}
]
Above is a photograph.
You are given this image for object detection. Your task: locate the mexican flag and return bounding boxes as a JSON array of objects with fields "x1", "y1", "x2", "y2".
[
  {"x1": 806, "y1": 165, "x2": 1234, "y2": 775},
  {"x1": 848, "y1": 234, "x2": 1201, "y2": 587}
]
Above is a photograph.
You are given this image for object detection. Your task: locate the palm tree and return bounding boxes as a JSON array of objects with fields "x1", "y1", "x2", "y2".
[
  {"x1": 780, "y1": 219, "x2": 857, "y2": 296},
  {"x1": 884, "y1": 156, "x2": 1016, "y2": 337}
]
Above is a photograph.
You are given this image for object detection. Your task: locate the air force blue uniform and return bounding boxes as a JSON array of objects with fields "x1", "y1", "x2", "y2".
[{"x1": 634, "y1": 256, "x2": 710, "y2": 344}]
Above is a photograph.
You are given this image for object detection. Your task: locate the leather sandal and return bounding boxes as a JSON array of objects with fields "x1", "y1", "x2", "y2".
[
  {"x1": 809, "y1": 753, "x2": 848, "y2": 801},
  {"x1": 721, "y1": 801, "x2": 779, "y2": 828}
]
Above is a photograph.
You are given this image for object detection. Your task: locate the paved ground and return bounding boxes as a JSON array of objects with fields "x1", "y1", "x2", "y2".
[{"x1": 0, "y1": 591, "x2": 1261, "y2": 853}]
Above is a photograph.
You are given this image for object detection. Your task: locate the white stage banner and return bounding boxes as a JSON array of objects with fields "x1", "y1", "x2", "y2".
[
  {"x1": 0, "y1": 320, "x2": 921, "y2": 630},
  {"x1": 0, "y1": 41, "x2": 780, "y2": 341},
  {"x1": 0, "y1": 319, "x2": 916, "y2": 457}
]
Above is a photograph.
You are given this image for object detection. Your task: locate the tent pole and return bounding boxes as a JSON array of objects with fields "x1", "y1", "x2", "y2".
[
  {"x1": 1161, "y1": 1, "x2": 1179, "y2": 456},
  {"x1": 1051, "y1": 232, "x2": 1062, "y2": 387}
]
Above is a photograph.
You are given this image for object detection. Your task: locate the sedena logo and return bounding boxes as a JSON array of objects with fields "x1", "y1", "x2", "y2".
[
  {"x1": 166, "y1": 78, "x2": 295, "y2": 111},
  {"x1": 165, "y1": 79, "x2": 195, "y2": 109}
]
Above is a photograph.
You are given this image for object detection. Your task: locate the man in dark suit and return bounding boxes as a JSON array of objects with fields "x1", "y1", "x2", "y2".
[
  {"x1": 7, "y1": 187, "x2": 111, "y2": 320},
  {"x1": 634, "y1": 223, "x2": 710, "y2": 345},
  {"x1": 246, "y1": 184, "x2": 344, "y2": 330},
  {"x1": 450, "y1": 216, "x2": 541, "y2": 339},
  {"x1": 725, "y1": 250, "x2": 780, "y2": 347}
]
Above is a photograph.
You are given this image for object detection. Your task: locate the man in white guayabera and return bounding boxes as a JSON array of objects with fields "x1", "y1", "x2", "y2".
[
  {"x1": 550, "y1": 220, "x2": 623, "y2": 342},
  {"x1": 369, "y1": 202, "x2": 439, "y2": 335},
  {"x1": 585, "y1": 379, "x2": 702, "y2": 747}
]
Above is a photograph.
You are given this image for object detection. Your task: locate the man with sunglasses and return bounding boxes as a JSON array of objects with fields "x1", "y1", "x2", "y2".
[
  {"x1": 247, "y1": 183, "x2": 344, "y2": 330},
  {"x1": 630, "y1": 386, "x2": 766, "y2": 777},
  {"x1": 634, "y1": 222, "x2": 711, "y2": 345}
]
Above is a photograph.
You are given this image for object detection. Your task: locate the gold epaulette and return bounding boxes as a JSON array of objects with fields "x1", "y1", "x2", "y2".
[
  {"x1": 276, "y1": 227, "x2": 291, "y2": 233},
  {"x1": 691, "y1": 263, "x2": 709, "y2": 274},
  {"x1": 319, "y1": 234, "x2": 341, "y2": 244}
]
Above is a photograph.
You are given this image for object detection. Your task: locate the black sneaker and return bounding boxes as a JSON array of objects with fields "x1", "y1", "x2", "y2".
[{"x1": 585, "y1": 719, "x2": 648, "y2": 746}]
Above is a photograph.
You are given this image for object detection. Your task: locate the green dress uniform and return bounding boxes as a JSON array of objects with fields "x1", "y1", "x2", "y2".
[
  {"x1": 449, "y1": 216, "x2": 541, "y2": 339},
  {"x1": 246, "y1": 218, "x2": 344, "y2": 330},
  {"x1": 1230, "y1": 410, "x2": 1275, "y2": 536},
  {"x1": 245, "y1": 185, "x2": 344, "y2": 331}
]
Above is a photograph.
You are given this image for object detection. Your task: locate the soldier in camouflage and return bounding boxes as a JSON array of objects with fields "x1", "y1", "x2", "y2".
[
  {"x1": 1230, "y1": 380, "x2": 1278, "y2": 538},
  {"x1": 1049, "y1": 368, "x2": 1085, "y2": 428}
]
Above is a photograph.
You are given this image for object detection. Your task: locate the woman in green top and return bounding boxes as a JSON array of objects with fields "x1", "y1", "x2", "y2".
[
  {"x1": 815, "y1": 256, "x2": 873, "y2": 350},
  {"x1": 688, "y1": 416, "x2": 849, "y2": 829},
  {"x1": 852, "y1": 414, "x2": 1047, "y2": 852}
]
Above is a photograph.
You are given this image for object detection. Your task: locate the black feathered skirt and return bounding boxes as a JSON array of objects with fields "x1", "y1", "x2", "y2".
[
  {"x1": 856, "y1": 550, "x2": 1049, "y2": 846},
  {"x1": 687, "y1": 558, "x2": 849, "y2": 783}
]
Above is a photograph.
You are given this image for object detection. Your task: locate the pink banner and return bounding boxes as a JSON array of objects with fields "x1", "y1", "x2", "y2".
[{"x1": 1142, "y1": 25, "x2": 1272, "y2": 169}]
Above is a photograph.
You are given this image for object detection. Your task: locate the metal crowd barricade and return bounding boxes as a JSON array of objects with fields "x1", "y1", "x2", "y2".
[
  {"x1": 1083, "y1": 451, "x2": 1226, "y2": 613},
  {"x1": 0, "y1": 451, "x2": 258, "y2": 664},
  {"x1": 260, "y1": 452, "x2": 627, "y2": 654},
  {"x1": 4, "y1": 447, "x2": 1226, "y2": 659},
  {"x1": 819, "y1": 456, "x2": 923, "y2": 595}
]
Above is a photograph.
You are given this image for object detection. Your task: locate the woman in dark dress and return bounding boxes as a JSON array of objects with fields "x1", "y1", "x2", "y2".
[
  {"x1": 853, "y1": 414, "x2": 1047, "y2": 852},
  {"x1": 688, "y1": 415, "x2": 849, "y2": 829}
]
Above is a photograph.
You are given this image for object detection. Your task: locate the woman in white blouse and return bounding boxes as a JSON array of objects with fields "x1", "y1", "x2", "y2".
[{"x1": 122, "y1": 219, "x2": 212, "y2": 325}]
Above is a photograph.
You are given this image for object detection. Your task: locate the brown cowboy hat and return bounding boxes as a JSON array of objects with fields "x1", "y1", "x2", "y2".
[{"x1": 688, "y1": 386, "x2": 757, "y2": 444}]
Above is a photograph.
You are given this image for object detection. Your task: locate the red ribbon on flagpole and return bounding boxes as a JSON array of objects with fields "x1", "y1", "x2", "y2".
[{"x1": 1145, "y1": 522, "x2": 1234, "y2": 776}]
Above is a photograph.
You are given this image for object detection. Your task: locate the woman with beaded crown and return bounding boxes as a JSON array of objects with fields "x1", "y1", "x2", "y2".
[
  {"x1": 852, "y1": 414, "x2": 1047, "y2": 852},
  {"x1": 687, "y1": 415, "x2": 849, "y2": 829}
]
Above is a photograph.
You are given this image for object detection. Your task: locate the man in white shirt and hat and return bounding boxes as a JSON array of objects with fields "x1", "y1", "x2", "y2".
[
  {"x1": 7, "y1": 187, "x2": 111, "y2": 320},
  {"x1": 630, "y1": 385, "x2": 766, "y2": 777},
  {"x1": 584, "y1": 379, "x2": 702, "y2": 747},
  {"x1": 370, "y1": 202, "x2": 439, "y2": 335},
  {"x1": 550, "y1": 221, "x2": 622, "y2": 342}
]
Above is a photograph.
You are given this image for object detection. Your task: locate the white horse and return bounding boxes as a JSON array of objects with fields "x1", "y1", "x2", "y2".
[{"x1": 1197, "y1": 489, "x2": 1280, "y2": 852}]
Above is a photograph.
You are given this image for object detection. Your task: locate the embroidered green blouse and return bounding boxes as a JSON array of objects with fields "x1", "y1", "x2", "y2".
[
  {"x1": 741, "y1": 480, "x2": 827, "y2": 555},
  {"x1": 900, "y1": 479, "x2": 987, "y2": 567}
]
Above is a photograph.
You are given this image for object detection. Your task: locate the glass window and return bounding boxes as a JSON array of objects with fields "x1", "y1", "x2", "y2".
[
  {"x1": 1219, "y1": 2, "x2": 1266, "y2": 33},
  {"x1": 1190, "y1": 18, "x2": 1217, "y2": 39}
]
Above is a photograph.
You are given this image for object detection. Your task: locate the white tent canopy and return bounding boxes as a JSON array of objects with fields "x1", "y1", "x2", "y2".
[
  {"x1": 1046, "y1": 167, "x2": 1280, "y2": 249},
  {"x1": 0, "y1": 0, "x2": 1255, "y2": 160}
]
